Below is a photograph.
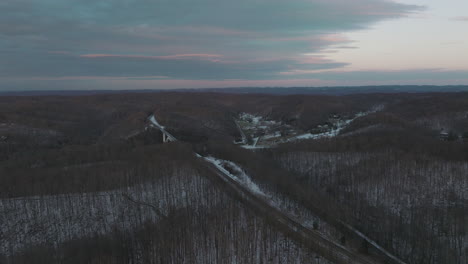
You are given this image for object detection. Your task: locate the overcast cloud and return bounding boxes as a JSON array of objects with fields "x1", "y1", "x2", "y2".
[{"x1": 2, "y1": 0, "x2": 467, "y2": 90}]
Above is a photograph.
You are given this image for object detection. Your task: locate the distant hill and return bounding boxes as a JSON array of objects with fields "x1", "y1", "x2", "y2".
[
  {"x1": 0, "y1": 89, "x2": 165, "y2": 97},
  {"x1": 1, "y1": 85, "x2": 468, "y2": 96},
  {"x1": 194, "y1": 85, "x2": 468, "y2": 95}
]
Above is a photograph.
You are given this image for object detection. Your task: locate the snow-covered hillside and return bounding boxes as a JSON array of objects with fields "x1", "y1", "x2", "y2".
[
  {"x1": 0, "y1": 167, "x2": 213, "y2": 256},
  {"x1": 1, "y1": 158, "x2": 335, "y2": 264},
  {"x1": 203, "y1": 156, "x2": 349, "y2": 248}
]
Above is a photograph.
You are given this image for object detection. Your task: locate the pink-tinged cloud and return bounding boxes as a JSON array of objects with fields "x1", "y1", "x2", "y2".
[
  {"x1": 318, "y1": 34, "x2": 349, "y2": 43},
  {"x1": 335, "y1": 46, "x2": 358, "y2": 49},
  {"x1": 357, "y1": 11, "x2": 411, "y2": 16},
  {"x1": 278, "y1": 70, "x2": 324, "y2": 76},
  {"x1": 80, "y1": 53, "x2": 224, "y2": 63},
  {"x1": 4, "y1": 76, "x2": 170, "y2": 81},
  {"x1": 80, "y1": 53, "x2": 222, "y2": 59},
  {"x1": 267, "y1": 33, "x2": 350, "y2": 45},
  {"x1": 102, "y1": 78, "x2": 341, "y2": 89},
  {"x1": 217, "y1": 54, "x2": 345, "y2": 67},
  {"x1": 294, "y1": 55, "x2": 335, "y2": 65}
]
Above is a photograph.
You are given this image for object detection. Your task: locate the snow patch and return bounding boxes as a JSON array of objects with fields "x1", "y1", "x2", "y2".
[
  {"x1": 148, "y1": 114, "x2": 177, "y2": 141},
  {"x1": 204, "y1": 156, "x2": 264, "y2": 196},
  {"x1": 289, "y1": 106, "x2": 384, "y2": 142},
  {"x1": 149, "y1": 115, "x2": 163, "y2": 129}
]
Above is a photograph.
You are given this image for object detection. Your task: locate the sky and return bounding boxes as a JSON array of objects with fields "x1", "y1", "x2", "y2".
[{"x1": 0, "y1": 0, "x2": 467, "y2": 90}]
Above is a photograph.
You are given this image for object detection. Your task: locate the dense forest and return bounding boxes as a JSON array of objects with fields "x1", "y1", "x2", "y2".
[{"x1": 0, "y1": 92, "x2": 467, "y2": 263}]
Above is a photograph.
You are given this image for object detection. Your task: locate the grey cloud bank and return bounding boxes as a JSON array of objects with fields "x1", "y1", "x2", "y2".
[{"x1": 3, "y1": 0, "x2": 465, "y2": 90}]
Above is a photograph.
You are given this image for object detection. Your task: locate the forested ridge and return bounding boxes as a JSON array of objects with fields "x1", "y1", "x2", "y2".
[{"x1": 1, "y1": 92, "x2": 467, "y2": 263}]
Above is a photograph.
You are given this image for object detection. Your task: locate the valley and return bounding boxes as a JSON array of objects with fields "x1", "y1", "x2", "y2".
[{"x1": 0, "y1": 92, "x2": 467, "y2": 264}]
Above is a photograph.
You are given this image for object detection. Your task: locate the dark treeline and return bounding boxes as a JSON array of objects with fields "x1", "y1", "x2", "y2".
[{"x1": 0, "y1": 142, "x2": 198, "y2": 198}]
